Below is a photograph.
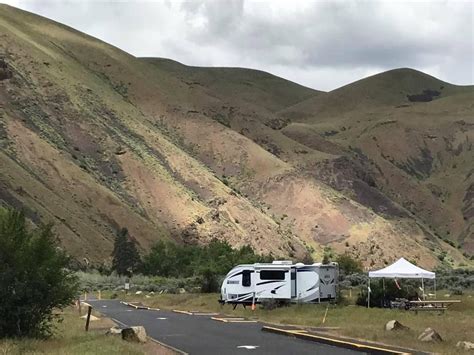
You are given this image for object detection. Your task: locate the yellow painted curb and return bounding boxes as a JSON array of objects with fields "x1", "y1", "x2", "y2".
[
  {"x1": 173, "y1": 309, "x2": 193, "y2": 315},
  {"x1": 262, "y1": 326, "x2": 411, "y2": 354},
  {"x1": 211, "y1": 317, "x2": 257, "y2": 323}
]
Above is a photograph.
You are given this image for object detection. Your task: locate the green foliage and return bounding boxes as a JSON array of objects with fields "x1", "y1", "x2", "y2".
[
  {"x1": 322, "y1": 254, "x2": 330, "y2": 265},
  {"x1": 336, "y1": 253, "x2": 363, "y2": 276},
  {"x1": 356, "y1": 279, "x2": 419, "y2": 308},
  {"x1": 111, "y1": 228, "x2": 141, "y2": 276},
  {"x1": 142, "y1": 239, "x2": 272, "y2": 278},
  {"x1": 0, "y1": 208, "x2": 78, "y2": 338},
  {"x1": 200, "y1": 268, "x2": 219, "y2": 293}
]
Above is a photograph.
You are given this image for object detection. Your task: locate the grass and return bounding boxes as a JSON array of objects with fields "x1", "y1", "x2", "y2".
[
  {"x1": 108, "y1": 289, "x2": 474, "y2": 354},
  {"x1": 0, "y1": 307, "x2": 145, "y2": 355}
]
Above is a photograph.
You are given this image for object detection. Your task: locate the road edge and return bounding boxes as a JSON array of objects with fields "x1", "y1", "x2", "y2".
[{"x1": 262, "y1": 326, "x2": 414, "y2": 355}]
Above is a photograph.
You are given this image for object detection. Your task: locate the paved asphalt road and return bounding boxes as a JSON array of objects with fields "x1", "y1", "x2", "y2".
[{"x1": 89, "y1": 300, "x2": 366, "y2": 355}]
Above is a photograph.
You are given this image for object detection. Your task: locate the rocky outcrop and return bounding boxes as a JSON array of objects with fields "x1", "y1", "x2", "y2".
[{"x1": 0, "y1": 58, "x2": 12, "y2": 81}]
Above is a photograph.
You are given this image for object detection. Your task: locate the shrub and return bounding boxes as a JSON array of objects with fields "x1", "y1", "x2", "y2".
[
  {"x1": 356, "y1": 279, "x2": 419, "y2": 308},
  {"x1": 259, "y1": 298, "x2": 290, "y2": 310},
  {"x1": 0, "y1": 208, "x2": 78, "y2": 338},
  {"x1": 200, "y1": 268, "x2": 219, "y2": 293},
  {"x1": 336, "y1": 253, "x2": 363, "y2": 276}
]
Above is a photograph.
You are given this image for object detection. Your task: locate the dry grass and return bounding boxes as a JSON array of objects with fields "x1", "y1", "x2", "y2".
[
  {"x1": 0, "y1": 307, "x2": 146, "y2": 355},
  {"x1": 113, "y1": 290, "x2": 474, "y2": 354}
]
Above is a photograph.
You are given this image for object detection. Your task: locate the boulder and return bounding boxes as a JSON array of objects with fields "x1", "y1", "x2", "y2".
[
  {"x1": 122, "y1": 326, "x2": 147, "y2": 343},
  {"x1": 385, "y1": 320, "x2": 409, "y2": 331},
  {"x1": 178, "y1": 288, "x2": 186, "y2": 294},
  {"x1": 135, "y1": 291, "x2": 142, "y2": 295},
  {"x1": 106, "y1": 326, "x2": 122, "y2": 336},
  {"x1": 80, "y1": 314, "x2": 100, "y2": 321},
  {"x1": 418, "y1": 328, "x2": 443, "y2": 342},
  {"x1": 456, "y1": 341, "x2": 474, "y2": 350}
]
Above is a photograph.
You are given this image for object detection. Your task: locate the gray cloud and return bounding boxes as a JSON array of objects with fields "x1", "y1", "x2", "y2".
[{"x1": 3, "y1": 0, "x2": 473, "y2": 90}]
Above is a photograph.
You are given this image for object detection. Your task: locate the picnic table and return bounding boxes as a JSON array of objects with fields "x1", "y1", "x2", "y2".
[{"x1": 406, "y1": 300, "x2": 461, "y2": 314}]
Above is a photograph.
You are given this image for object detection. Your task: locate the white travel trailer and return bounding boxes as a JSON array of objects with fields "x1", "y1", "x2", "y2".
[{"x1": 220, "y1": 261, "x2": 338, "y2": 305}]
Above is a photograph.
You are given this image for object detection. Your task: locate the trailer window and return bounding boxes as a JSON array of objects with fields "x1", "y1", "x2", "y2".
[
  {"x1": 260, "y1": 270, "x2": 285, "y2": 280},
  {"x1": 242, "y1": 270, "x2": 251, "y2": 287}
]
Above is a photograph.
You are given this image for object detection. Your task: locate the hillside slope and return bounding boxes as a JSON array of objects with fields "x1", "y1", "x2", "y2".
[
  {"x1": 277, "y1": 70, "x2": 474, "y2": 254},
  {"x1": 0, "y1": 5, "x2": 470, "y2": 268}
]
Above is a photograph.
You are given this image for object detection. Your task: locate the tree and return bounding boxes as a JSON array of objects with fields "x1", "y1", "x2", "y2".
[
  {"x1": 0, "y1": 208, "x2": 78, "y2": 338},
  {"x1": 111, "y1": 228, "x2": 141, "y2": 276},
  {"x1": 336, "y1": 253, "x2": 363, "y2": 275}
]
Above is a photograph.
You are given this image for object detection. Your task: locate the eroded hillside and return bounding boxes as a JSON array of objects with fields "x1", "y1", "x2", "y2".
[{"x1": 0, "y1": 5, "x2": 471, "y2": 268}]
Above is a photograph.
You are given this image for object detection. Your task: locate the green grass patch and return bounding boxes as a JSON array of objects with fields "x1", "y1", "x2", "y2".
[{"x1": 0, "y1": 307, "x2": 144, "y2": 355}]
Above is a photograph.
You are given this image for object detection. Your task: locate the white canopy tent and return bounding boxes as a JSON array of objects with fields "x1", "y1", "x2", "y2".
[{"x1": 367, "y1": 258, "x2": 436, "y2": 307}]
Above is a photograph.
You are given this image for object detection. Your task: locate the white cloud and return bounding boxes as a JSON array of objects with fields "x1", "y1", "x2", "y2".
[{"x1": 2, "y1": 0, "x2": 473, "y2": 90}]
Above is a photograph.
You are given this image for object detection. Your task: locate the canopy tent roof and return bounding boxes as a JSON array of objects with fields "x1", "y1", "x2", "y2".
[{"x1": 368, "y1": 258, "x2": 435, "y2": 279}]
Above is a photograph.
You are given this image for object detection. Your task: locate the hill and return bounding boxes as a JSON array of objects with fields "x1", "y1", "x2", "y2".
[{"x1": 0, "y1": 4, "x2": 471, "y2": 268}]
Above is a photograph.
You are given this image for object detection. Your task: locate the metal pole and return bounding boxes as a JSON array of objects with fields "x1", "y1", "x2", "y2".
[
  {"x1": 434, "y1": 278, "x2": 437, "y2": 298},
  {"x1": 368, "y1": 278, "x2": 371, "y2": 308},
  {"x1": 382, "y1": 278, "x2": 385, "y2": 307},
  {"x1": 421, "y1": 278, "x2": 425, "y2": 300}
]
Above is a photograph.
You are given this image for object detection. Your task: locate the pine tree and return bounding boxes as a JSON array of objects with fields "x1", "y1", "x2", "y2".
[{"x1": 111, "y1": 227, "x2": 141, "y2": 276}]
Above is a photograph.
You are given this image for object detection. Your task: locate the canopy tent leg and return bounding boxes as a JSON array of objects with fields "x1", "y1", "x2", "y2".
[
  {"x1": 367, "y1": 278, "x2": 371, "y2": 308},
  {"x1": 382, "y1": 278, "x2": 385, "y2": 307},
  {"x1": 434, "y1": 278, "x2": 436, "y2": 298},
  {"x1": 421, "y1": 277, "x2": 425, "y2": 300}
]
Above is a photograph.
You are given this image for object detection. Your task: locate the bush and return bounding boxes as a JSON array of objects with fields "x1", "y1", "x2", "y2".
[
  {"x1": 200, "y1": 268, "x2": 219, "y2": 293},
  {"x1": 0, "y1": 209, "x2": 78, "y2": 338},
  {"x1": 336, "y1": 253, "x2": 363, "y2": 276},
  {"x1": 356, "y1": 279, "x2": 419, "y2": 308},
  {"x1": 259, "y1": 298, "x2": 290, "y2": 310}
]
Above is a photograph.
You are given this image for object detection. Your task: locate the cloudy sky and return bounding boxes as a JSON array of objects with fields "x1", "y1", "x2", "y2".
[{"x1": 3, "y1": 0, "x2": 474, "y2": 90}]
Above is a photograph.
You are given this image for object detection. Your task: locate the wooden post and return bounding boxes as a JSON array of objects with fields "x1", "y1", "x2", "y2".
[
  {"x1": 98, "y1": 290, "x2": 101, "y2": 300},
  {"x1": 77, "y1": 298, "x2": 82, "y2": 315},
  {"x1": 85, "y1": 305, "x2": 92, "y2": 331},
  {"x1": 322, "y1": 303, "x2": 329, "y2": 324}
]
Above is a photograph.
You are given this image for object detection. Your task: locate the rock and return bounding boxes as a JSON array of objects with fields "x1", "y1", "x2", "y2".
[
  {"x1": 80, "y1": 314, "x2": 100, "y2": 321},
  {"x1": 106, "y1": 326, "x2": 122, "y2": 336},
  {"x1": 178, "y1": 288, "x2": 186, "y2": 294},
  {"x1": 122, "y1": 326, "x2": 147, "y2": 343},
  {"x1": 418, "y1": 328, "x2": 443, "y2": 342},
  {"x1": 135, "y1": 291, "x2": 142, "y2": 295},
  {"x1": 456, "y1": 341, "x2": 474, "y2": 350},
  {"x1": 385, "y1": 320, "x2": 409, "y2": 331},
  {"x1": 115, "y1": 147, "x2": 126, "y2": 155}
]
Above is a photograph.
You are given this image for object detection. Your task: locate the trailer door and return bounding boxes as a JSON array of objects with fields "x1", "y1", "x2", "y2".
[{"x1": 291, "y1": 268, "x2": 297, "y2": 298}]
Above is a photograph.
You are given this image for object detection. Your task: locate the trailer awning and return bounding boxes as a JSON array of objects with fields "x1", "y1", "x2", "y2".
[{"x1": 368, "y1": 258, "x2": 435, "y2": 279}]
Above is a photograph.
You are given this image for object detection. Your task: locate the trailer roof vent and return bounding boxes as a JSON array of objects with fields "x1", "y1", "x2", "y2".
[{"x1": 272, "y1": 260, "x2": 293, "y2": 265}]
